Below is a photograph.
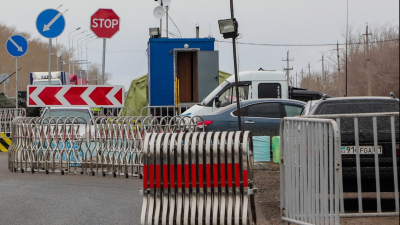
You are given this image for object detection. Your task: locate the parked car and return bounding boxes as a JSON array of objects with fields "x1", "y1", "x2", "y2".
[
  {"x1": 197, "y1": 99, "x2": 305, "y2": 136},
  {"x1": 301, "y1": 96, "x2": 399, "y2": 192}
]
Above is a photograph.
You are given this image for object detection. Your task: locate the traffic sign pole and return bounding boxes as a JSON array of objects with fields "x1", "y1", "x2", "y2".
[
  {"x1": 48, "y1": 39, "x2": 52, "y2": 85},
  {"x1": 16, "y1": 58, "x2": 18, "y2": 108},
  {"x1": 102, "y1": 39, "x2": 106, "y2": 85},
  {"x1": 6, "y1": 35, "x2": 28, "y2": 109}
]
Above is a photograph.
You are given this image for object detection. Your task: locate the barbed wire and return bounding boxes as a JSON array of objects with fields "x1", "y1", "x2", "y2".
[{"x1": 216, "y1": 38, "x2": 399, "y2": 47}]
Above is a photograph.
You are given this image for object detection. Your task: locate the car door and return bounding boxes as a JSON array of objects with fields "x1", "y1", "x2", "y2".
[{"x1": 243, "y1": 102, "x2": 283, "y2": 136}]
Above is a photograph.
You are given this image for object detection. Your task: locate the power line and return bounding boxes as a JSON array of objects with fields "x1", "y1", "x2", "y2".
[
  {"x1": 215, "y1": 38, "x2": 399, "y2": 47},
  {"x1": 167, "y1": 13, "x2": 182, "y2": 38}
]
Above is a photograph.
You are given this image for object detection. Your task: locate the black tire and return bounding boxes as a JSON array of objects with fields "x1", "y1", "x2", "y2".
[
  {"x1": 91, "y1": 171, "x2": 95, "y2": 176},
  {"x1": 21, "y1": 168, "x2": 24, "y2": 173},
  {"x1": 113, "y1": 172, "x2": 117, "y2": 177},
  {"x1": 32, "y1": 169, "x2": 35, "y2": 174},
  {"x1": 45, "y1": 170, "x2": 49, "y2": 174},
  {"x1": 61, "y1": 170, "x2": 65, "y2": 175},
  {"x1": 139, "y1": 174, "x2": 143, "y2": 179},
  {"x1": 14, "y1": 168, "x2": 17, "y2": 172},
  {"x1": 81, "y1": 171, "x2": 84, "y2": 175},
  {"x1": 125, "y1": 173, "x2": 129, "y2": 178},
  {"x1": 102, "y1": 172, "x2": 106, "y2": 177}
]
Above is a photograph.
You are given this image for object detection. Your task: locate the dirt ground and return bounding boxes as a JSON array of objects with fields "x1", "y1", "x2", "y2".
[{"x1": 253, "y1": 162, "x2": 399, "y2": 225}]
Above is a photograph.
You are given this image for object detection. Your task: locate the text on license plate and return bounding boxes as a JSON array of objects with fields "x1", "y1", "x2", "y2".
[{"x1": 341, "y1": 146, "x2": 382, "y2": 154}]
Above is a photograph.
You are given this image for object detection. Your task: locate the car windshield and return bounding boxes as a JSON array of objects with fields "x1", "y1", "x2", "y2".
[
  {"x1": 42, "y1": 108, "x2": 91, "y2": 124},
  {"x1": 202, "y1": 81, "x2": 230, "y2": 105},
  {"x1": 34, "y1": 80, "x2": 61, "y2": 85}
]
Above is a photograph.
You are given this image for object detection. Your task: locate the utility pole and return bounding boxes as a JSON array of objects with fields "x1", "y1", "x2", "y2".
[
  {"x1": 335, "y1": 41, "x2": 343, "y2": 96},
  {"x1": 300, "y1": 68, "x2": 304, "y2": 88},
  {"x1": 282, "y1": 50, "x2": 293, "y2": 85},
  {"x1": 363, "y1": 23, "x2": 372, "y2": 96},
  {"x1": 307, "y1": 62, "x2": 312, "y2": 90},
  {"x1": 319, "y1": 55, "x2": 325, "y2": 93},
  {"x1": 295, "y1": 72, "x2": 298, "y2": 87}
]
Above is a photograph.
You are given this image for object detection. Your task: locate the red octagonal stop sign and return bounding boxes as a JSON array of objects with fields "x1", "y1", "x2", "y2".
[{"x1": 91, "y1": 9, "x2": 120, "y2": 38}]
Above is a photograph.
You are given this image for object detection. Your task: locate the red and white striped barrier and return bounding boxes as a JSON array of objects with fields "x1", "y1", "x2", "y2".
[{"x1": 141, "y1": 131, "x2": 257, "y2": 225}]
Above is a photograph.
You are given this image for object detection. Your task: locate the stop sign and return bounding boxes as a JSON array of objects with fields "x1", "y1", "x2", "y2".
[{"x1": 91, "y1": 9, "x2": 120, "y2": 38}]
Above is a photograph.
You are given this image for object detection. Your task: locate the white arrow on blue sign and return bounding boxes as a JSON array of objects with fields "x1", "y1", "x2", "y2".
[
  {"x1": 36, "y1": 8, "x2": 66, "y2": 38},
  {"x1": 6, "y1": 35, "x2": 28, "y2": 57}
]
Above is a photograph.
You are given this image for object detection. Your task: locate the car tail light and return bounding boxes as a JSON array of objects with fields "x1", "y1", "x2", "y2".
[{"x1": 196, "y1": 121, "x2": 213, "y2": 128}]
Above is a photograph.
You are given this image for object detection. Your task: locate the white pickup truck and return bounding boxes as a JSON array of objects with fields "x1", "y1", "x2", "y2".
[{"x1": 182, "y1": 70, "x2": 291, "y2": 117}]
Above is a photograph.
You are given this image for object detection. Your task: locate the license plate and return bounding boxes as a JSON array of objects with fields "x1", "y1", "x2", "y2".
[{"x1": 341, "y1": 146, "x2": 382, "y2": 154}]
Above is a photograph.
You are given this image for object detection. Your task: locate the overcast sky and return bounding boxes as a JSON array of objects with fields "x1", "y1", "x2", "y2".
[{"x1": 1, "y1": 0, "x2": 399, "y2": 89}]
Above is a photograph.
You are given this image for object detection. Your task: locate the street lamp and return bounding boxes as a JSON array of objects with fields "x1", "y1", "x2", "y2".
[
  {"x1": 86, "y1": 38, "x2": 99, "y2": 85},
  {"x1": 80, "y1": 36, "x2": 95, "y2": 63},
  {"x1": 77, "y1": 34, "x2": 90, "y2": 62},
  {"x1": 68, "y1": 27, "x2": 81, "y2": 73},
  {"x1": 71, "y1": 31, "x2": 87, "y2": 74},
  {"x1": 218, "y1": 1, "x2": 241, "y2": 130}
]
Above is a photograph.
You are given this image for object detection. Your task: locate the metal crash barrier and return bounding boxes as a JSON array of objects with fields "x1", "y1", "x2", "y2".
[
  {"x1": 0, "y1": 108, "x2": 26, "y2": 135},
  {"x1": 0, "y1": 108, "x2": 25, "y2": 152},
  {"x1": 280, "y1": 117, "x2": 342, "y2": 225},
  {"x1": 8, "y1": 115, "x2": 204, "y2": 177},
  {"x1": 141, "y1": 131, "x2": 257, "y2": 225}
]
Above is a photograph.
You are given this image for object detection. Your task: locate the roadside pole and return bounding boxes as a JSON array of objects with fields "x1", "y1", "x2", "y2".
[
  {"x1": 102, "y1": 38, "x2": 106, "y2": 85},
  {"x1": 16, "y1": 57, "x2": 18, "y2": 108},
  {"x1": 48, "y1": 39, "x2": 52, "y2": 84}
]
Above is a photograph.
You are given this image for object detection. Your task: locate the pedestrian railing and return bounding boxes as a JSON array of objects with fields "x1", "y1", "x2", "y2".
[
  {"x1": 280, "y1": 117, "x2": 342, "y2": 225},
  {"x1": 140, "y1": 131, "x2": 257, "y2": 225},
  {"x1": 8, "y1": 115, "x2": 204, "y2": 178}
]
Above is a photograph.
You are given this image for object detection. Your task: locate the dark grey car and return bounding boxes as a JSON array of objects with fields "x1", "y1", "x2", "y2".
[{"x1": 197, "y1": 99, "x2": 305, "y2": 136}]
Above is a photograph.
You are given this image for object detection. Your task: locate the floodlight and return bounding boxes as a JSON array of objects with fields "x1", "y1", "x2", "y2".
[
  {"x1": 218, "y1": 18, "x2": 239, "y2": 39},
  {"x1": 149, "y1": 27, "x2": 161, "y2": 38}
]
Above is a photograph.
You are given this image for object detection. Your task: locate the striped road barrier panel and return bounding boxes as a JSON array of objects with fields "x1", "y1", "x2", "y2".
[
  {"x1": 8, "y1": 115, "x2": 204, "y2": 178},
  {"x1": 0, "y1": 132, "x2": 12, "y2": 152},
  {"x1": 280, "y1": 117, "x2": 342, "y2": 225},
  {"x1": 141, "y1": 131, "x2": 257, "y2": 225}
]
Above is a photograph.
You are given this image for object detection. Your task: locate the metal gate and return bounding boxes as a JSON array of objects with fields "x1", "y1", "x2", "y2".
[
  {"x1": 280, "y1": 117, "x2": 342, "y2": 225},
  {"x1": 303, "y1": 112, "x2": 399, "y2": 218}
]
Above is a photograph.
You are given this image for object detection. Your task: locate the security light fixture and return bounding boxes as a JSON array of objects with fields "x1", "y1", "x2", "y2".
[
  {"x1": 149, "y1": 27, "x2": 161, "y2": 38},
  {"x1": 218, "y1": 18, "x2": 238, "y2": 39}
]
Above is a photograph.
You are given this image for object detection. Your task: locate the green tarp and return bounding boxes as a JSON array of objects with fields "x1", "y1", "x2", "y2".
[{"x1": 122, "y1": 70, "x2": 231, "y2": 116}]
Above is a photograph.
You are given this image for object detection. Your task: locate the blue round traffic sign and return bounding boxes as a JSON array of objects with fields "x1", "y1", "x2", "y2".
[
  {"x1": 6, "y1": 35, "x2": 28, "y2": 57},
  {"x1": 36, "y1": 8, "x2": 65, "y2": 38}
]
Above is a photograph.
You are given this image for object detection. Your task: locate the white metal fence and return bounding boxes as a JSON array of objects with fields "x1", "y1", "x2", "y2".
[
  {"x1": 303, "y1": 112, "x2": 399, "y2": 217},
  {"x1": 0, "y1": 108, "x2": 26, "y2": 136},
  {"x1": 8, "y1": 115, "x2": 204, "y2": 177},
  {"x1": 280, "y1": 112, "x2": 399, "y2": 224},
  {"x1": 280, "y1": 117, "x2": 342, "y2": 225}
]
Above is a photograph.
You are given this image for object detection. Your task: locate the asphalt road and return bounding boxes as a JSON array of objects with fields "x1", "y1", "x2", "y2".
[{"x1": 0, "y1": 152, "x2": 142, "y2": 225}]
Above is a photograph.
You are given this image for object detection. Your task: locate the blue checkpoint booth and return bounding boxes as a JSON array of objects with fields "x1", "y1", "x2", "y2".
[{"x1": 148, "y1": 38, "x2": 219, "y2": 109}]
